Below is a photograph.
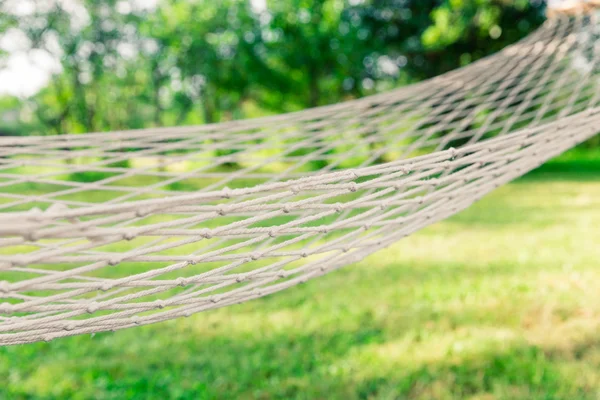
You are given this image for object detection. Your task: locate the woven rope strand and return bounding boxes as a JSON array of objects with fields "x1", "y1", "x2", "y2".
[{"x1": 0, "y1": 13, "x2": 599, "y2": 345}]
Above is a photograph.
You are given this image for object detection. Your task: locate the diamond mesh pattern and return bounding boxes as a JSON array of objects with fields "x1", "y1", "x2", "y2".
[{"x1": 1, "y1": 14, "x2": 599, "y2": 345}]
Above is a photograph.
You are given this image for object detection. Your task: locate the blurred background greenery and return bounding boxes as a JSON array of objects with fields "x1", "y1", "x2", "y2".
[
  {"x1": 1, "y1": 1, "x2": 600, "y2": 399},
  {"x1": 1, "y1": 0, "x2": 549, "y2": 136}
]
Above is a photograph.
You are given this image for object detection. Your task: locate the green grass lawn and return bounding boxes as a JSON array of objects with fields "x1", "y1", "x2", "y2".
[{"x1": 1, "y1": 151, "x2": 600, "y2": 400}]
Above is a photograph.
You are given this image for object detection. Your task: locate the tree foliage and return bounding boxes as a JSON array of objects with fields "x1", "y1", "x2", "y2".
[{"x1": 0, "y1": 0, "x2": 546, "y2": 135}]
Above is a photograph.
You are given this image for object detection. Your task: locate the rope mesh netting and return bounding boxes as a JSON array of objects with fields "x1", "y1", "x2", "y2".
[{"x1": 1, "y1": 12, "x2": 599, "y2": 345}]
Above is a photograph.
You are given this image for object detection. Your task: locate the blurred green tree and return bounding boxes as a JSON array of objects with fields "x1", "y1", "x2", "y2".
[{"x1": 0, "y1": 0, "x2": 547, "y2": 136}]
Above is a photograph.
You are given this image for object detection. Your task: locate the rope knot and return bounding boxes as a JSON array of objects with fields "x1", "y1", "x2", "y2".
[
  {"x1": 100, "y1": 283, "x2": 113, "y2": 292},
  {"x1": 221, "y1": 186, "x2": 231, "y2": 199},
  {"x1": 0, "y1": 302, "x2": 12, "y2": 314},
  {"x1": 448, "y1": 147, "x2": 457, "y2": 159},
  {"x1": 0, "y1": 281, "x2": 10, "y2": 294},
  {"x1": 10, "y1": 258, "x2": 26, "y2": 267},
  {"x1": 176, "y1": 278, "x2": 188, "y2": 287},
  {"x1": 23, "y1": 232, "x2": 38, "y2": 242},
  {"x1": 86, "y1": 302, "x2": 99, "y2": 314},
  {"x1": 27, "y1": 207, "x2": 43, "y2": 222},
  {"x1": 123, "y1": 232, "x2": 136, "y2": 241}
]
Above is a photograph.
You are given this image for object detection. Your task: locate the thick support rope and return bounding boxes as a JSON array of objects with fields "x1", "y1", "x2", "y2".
[{"x1": 0, "y1": 13, "x2": 599, "y2": 345}]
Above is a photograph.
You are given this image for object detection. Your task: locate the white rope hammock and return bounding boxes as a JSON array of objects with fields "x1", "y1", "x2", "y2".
[{"x1": 1, "y1": 11, "x2": 599, "y2": 345}]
